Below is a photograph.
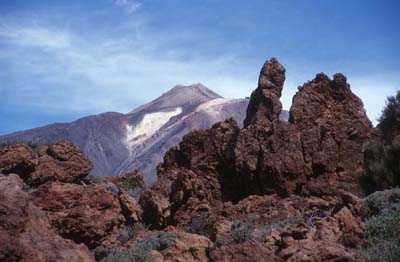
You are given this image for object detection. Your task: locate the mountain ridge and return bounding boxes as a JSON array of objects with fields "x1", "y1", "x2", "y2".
[{"x1": 0, "y1": 84, "x2": 252, "y2": 183}]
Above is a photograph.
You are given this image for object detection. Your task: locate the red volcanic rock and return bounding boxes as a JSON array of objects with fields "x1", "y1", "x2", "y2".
[
  {"x1": 0, "y1": 174, "x2": 94, "y2": 262},
  {"x1": 154, "y1": 227, "x2": 213, "y2": 262},
  {"x1": 289, "y1": 73, "x2": 375, "y2": 196},
  {"x1": 139, "y1": 180, "x2": 172, "y2": 229},
  {"x1": 244, "y1": 58, "x2": 286, "y2": 127},
  {"x1": 31, "y1": 182, "x2": 124, "y2": 249},
  {"x1": 141, "y1": 58, "x2": 374, "y2": 232},
  {"x1": 140, "y1": 119, "x2": 240, "y2": 228},
  {"x1": 209, "y1": 240, "x2": 283, "y2": 262},
  {"x1": 28, "y1": 141, "x2": 93, "y2": 186},
  {"x1": 0, "y1": 141, "x2": 93, "y2": 187},
  {"x1": 211, "y1": 193, "x2": 363, "y2": 261},
  {"x1": 119, "y1": 191, "x2": 143, "y2": 224},
  {"x1": 0, "y1": 144, "x2": 38, "y2": 179}
]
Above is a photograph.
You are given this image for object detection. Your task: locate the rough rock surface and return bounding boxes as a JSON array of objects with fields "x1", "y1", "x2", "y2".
[
  {"x1": 29, "y1": 141, "x2": 93, "y2": 186},
  {"x1": 155, "y1": 228, "x2": 213, "y2": 262},
  {"x1": 0, "y1": 174, "x2": 94, "y2": 262},
  {"x1": 0, "y1": 58, "x2": 375, "y2": 261},
  {"x1": 140, "y1": 58, "x2": 374, "y2": 227},
  {"x1": 139, "y1": 58, "x2": 372, "y2": 261},
  {"x1": 31, "y1": 182, "x2": 125, "y2": 249},
  {"x1": 0, "y1": 144, "x2": 38, "y2": 179},
  {"x1": 0, "y1": 141, "x2": 92, "y2": 187},
  {"x1": 140, "y1": 119, "x2": 240, "y2": 228},
  {"x1": 209, "y1": 241, "x2": 283, "y2": 262}
]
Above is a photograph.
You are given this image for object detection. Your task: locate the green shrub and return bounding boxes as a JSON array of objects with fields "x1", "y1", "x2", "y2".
[
  {"x1": 215, "y1": 219, "x2": 294, "y2": 247},
  {"x1": 119, "y1": 172, "x2": 145, "y2": 193},
  {"x1": 185, "y1": 216, "x2": 215, "y2": 239},
  {"x1": 360, "y1": 189, "x2": 400, "y2": 261},
  {"x1": 82, "y1": 173, "x2": 102, "y2": 185},
  {"x1": 362, "y1": 137, "x2": 400, "y2": 193},
  {"x1": 94, "y1": 232, "x2": 178, "y2": 262},
  {"x1": 0, "y1": 140, "x2": 46, "y2": 153},
  {"x1": 378, "y1": 90, "x2": 400, "y2": 143},
  {"x1": 361, "y1": 90, "x2": 400, "y2": 194}
]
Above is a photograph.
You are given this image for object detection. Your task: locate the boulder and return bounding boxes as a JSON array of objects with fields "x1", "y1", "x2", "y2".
[
  {"x1": 0, "y1": 144, "x2": 38, "y2": 179},
  {"x1": 0, "y1": 174, "x2": 94, "y2": 262},
  {"x1": 29, "y1": 141, "x2": 93, "y2": 186},
  {"x1": 31, "y1": 182, "x2": 124, "y2": 249},
  {"x1": 0, "y1": 141, "x2": 93, "y2": 187}
]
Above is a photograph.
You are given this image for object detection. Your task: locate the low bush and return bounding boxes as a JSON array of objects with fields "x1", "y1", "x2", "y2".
[
  {"x1": 0, "y1": 140, "x2": 46, "y2": 152},
  {"x1": 378, "y1": 90, "x2": 400, "y2": 143},
  {"x1": 362, "y1": 136, "x2": 400, "y2": 193},
  {"x1": 94, "y1": 231, "x2": 178, "y2": 262},
  {"x1": 360, "y1": 189, "x2": 400, "y2": 262},
  {"x1": 185, "y1": 216, "x2": 215, "y2": 239}
]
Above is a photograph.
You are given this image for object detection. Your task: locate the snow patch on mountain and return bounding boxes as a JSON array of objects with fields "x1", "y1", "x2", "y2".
[
  {"x1": 125, "y1": 107, "x2": 182, "y2": 151},
  {"x1": 194, "y1": 98, "x2": 245, "y2": 118}
]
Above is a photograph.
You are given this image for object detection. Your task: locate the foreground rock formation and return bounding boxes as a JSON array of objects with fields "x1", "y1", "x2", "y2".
[
  {"x1": 139, "y1": 58, "x2": 374, "y2": 260},
  {"x1": 0, "y1": 141, "x2": 92, "y2": 187},
  {"x1": 0, "y1": 58, "x2": 376, "y2": 261},
  {"x1": 0, "y1": 174, "x2": 94, "y2": 262}
]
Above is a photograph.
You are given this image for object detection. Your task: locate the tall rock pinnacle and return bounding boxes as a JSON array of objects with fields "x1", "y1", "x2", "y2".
[{"x1": 244, "y1": 58, "x2": 286, "y2": 127}]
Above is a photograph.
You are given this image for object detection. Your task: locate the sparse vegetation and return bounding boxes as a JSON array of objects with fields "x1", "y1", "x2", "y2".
[
  {"x1": 362, "y1": 134, "x2": 400, "y2": 194},
  {"x1": 360, "y1": 189, "x2": 400, "y2": 262},
  {"x1": 94, "y1": 232, "x2": 178, "y2": 262},
  {"x1": 120, "y1": 172, "x2": 145, "y2": 192},
  {"x1": 82, "y1": 173, "x2": 102, "y2": 185},
  {"x1": 214, "y1": 218, "x2": 297, "y2": 247},
  {"x1": 378, "y1": 90, "x2": 400, "y2": 143},
  {"x1": 185, "y1": 216, "x2": 215, "y2": 239},
  {"x1": 117, "y1": 223, "x2": 147, "y2": 244},
  {"x1": 0, "y1": 140, "x2": 46, "y2": 152},
  {"x1": 362, "y1": 90, "x2": 400, "y2": 194}
]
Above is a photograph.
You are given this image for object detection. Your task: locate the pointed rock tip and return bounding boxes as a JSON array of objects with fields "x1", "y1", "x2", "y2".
[
  {"x1": 332, "y1": 73, "x2": 349, "y2": 90},
  {"x1": 311, "y1": 72, "x2": 349, "y2": 90},
  {"x1": 259, "y1": 58, "x2": 286, "y2": 89}
]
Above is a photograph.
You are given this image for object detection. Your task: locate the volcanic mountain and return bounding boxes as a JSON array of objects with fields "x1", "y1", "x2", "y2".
[{"x1": 0, "y1": 84, "x2": 260, "y2": 184}]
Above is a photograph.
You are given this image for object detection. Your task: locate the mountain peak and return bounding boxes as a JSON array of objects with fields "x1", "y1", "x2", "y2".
[
  {"x1": 167, "y1": 83, "x2": 222, "y2": 99},
  {"x1": 129, "y1": 83, "x2": 222, "y2": 114}
]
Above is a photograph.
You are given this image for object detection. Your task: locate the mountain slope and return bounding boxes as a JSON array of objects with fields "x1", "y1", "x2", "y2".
[{"x1": 0, "y1": 84, "x2": 250, "y2": 183}]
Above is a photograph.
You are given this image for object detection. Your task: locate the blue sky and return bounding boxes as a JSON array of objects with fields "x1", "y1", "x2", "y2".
[{"x1": 0, "y1": 0, "x2": 399, "y2": 134}]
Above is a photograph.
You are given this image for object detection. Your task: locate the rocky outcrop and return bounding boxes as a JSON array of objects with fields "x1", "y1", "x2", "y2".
[
  {"x1": 0, "y1": 174, "x2": 94, "y2": 262},
  {"x1": 0, "y1": 57, "x2": 376, "y2": 261},
  {"x1": 0, "y1": 141, "x2": 92, "y2": 187},
  {"x1": 244, "y1": 57, "x2": 286, "y2": 127},
  {"x1": 150, "y1": 227, "x2": 213, "y2": 262},
  {"x1": 141, "y1": 58, "x2": 374, "y2": 224},
  {"x1": 31, "y1": 182, "x2": 125, "y2": 249},
  {"x1": 140, "y1": 119, "x2": 240, "y2": 229},
  {"x1": 0, "y1": 144, "x2": 38, "y2": 179},
  {"x1": 139, "y1": 58, "x2": 373, "y2": 260},
  {"x1": 290, "y1": 73, "x2": 375, "y2": 197}
]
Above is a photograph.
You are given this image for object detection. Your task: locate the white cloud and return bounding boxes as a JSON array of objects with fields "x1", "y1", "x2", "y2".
[
  {"x1": 0, "y1": 24, "x2": 71, "y2": 49},
  {"x1": 1, "y1": 13, "x2": 398, "y2": 128},
  {"x1": 113, "y1": 0, "x2": 142, "y2": 14},
  {"x1": 0, "y1": 17, "x2": 254, "y2": 115}
]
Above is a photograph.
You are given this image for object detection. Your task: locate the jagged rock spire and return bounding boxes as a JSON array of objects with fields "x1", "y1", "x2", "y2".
[{"x1": 244, "y1": 58, "x2": 286, "y2": 127}]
